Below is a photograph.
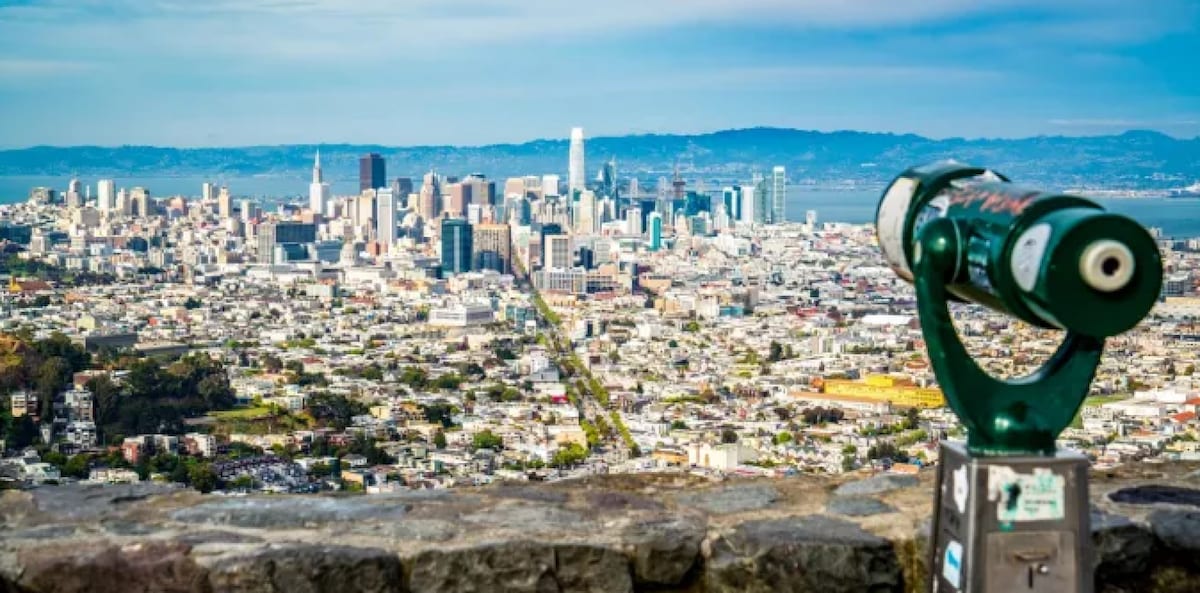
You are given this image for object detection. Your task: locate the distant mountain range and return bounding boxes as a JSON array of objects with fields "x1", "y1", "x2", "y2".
[{"x1": 1, "y1": 128, "x2": 1197, "y2": 189}]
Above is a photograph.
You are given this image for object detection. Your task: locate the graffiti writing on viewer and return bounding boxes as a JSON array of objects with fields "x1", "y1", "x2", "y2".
[{"x1": 947, "y1": 187, "x2": 1039, "y2": 216}]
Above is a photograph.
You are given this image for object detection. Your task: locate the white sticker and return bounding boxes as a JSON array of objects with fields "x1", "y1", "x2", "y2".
[
  {"x1": 952, "y1": 465, "x2": 969, "y2": 514},
  {"x1": 942, "y1": 540, "x2": 963, "y2": 588},
  {"x1": 877, "y1": 177, "x2": 918, "y2": 281},
  {"x1": 1010, "y1": 223, "x2": 1052, "y2": 292},
  {"x1": 987, "y1": 466, "x2": 1065, "y2": 522}
]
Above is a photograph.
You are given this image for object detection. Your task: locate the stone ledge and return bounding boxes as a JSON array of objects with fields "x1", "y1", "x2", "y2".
[{"x1": 3, "y1": 464, "x2": 1200, "y2": 593}]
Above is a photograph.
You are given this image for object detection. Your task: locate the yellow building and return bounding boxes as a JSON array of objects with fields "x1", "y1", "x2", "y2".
[{"x1": 822, "y1": 375, "x2": 945, "y2": 408}]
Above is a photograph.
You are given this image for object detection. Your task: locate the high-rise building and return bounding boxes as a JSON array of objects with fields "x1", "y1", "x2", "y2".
[
  {"x1": 745, "y1": 173, "x2": 769, "y2": 225},
  {"x1": 504, "y1": 178, "x2": 526, "y2": 200},
  {"x1": 97, "y1": 180, "x2": 115, "y2": 213},
  {"x1": 544, "y1": 234, "x2": 572, "y2": 270},
  {"x1": 359, "y1": 153, "x2": 386, "y2": 192},
  {"x1": 770, "y1": 165, "x2": 786, "y2": 224},
  {"x1": 628, "y1": 178, "x2": 639, "y2": 199},
  {"x1": 356, "y1": 191, "x2": 376, "y2": 232},
  {"x1": 66, "y1": 178, "x2": 82, "y2": 208},
  {"x1": 575, "y1": 190, "x2": 598, "y2": 235},
  {"x1": 241, "y1": 200, "x2": 257, "y2": 224},
  {"x1": 218, "y1": 187, "x2": 233, "y2": 219},
  {"x1": 473, "y1": 223, "x2": 511, "y2": 274},
  {"x1": 256, "y1": 221, "x2": 316, "y2": 264},
  {"x1": 376, "y1": 188, "x2": 397, "y2": 250},
  {"x1": 419, "y1": 171, "x2": 442, "y2": 221},
  {"x1": 445, "y1": 182, "x2": 472, "y2": 216},
  {"x1": 542, "y1": 174, "x2": 560, "y2": 198},
  {"x1": 202, "y1": 182, "x2": 216, "y2": 203},
  {"x1": 464, "y1": 174, "x2": 496, "y2": 206},
  {"x1": 648, "y1": 212, "x2": 663, "y2": 251},
  {"x1": 130, "y1": 187, "x2": 151, "y2": 218},
  {"x1": 599, "y1": 158, "x2": 617, "y2": 199},
  {"x1": 568, "y1": 127, "x2": 585, "y2": 198},
  {"x1": 440, "y1": 218, "x2": 473, "y2": 275},
  {"x1": 309, "y1": 149, "x2": 331, "y2": 217},
  {"x1": 626, "y1": 206, "x2": 643, "y2": 235},
  {"x1": 392, "y1": 177, "x2": 414, "y2": 198}
]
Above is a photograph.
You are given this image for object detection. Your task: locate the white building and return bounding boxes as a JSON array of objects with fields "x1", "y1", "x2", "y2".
[
  {"x1": 97, "y1": 179, "x2": 115, "y2": 212},
  {"x1": 376, "y1": 188, "x2": 397, "y2": 250},
  {"x1": 568, "y1": 127, "x2": 585, "y2": 197},
  {"x1": 429, "y1": 303, "x2": 495, "y2": 327},
  {"x1": 309, "y1": 150, "x2": 331, "y2": 218}
]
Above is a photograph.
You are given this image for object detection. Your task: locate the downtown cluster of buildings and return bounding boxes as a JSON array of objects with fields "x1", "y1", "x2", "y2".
[{"x1": 3, "y1": 128, "x2": 1200, "y2": 492}]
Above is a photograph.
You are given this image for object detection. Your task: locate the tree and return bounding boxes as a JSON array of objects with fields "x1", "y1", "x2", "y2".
[
  {"x1": 841, "y1": 454, "x2": 856, "y2": 472},
  {"x1": 433, "y1": 430, "x2": 447, "y2": 449},
  {"x1": 35, "y1": 357, "x2": 72, "y2": 419},
  {"x1": 471, "y1": 429, "x2": 503, "y2": 451},
  {"x1": 773, "y1": 432, "x2": 793, "y2": 445},
  {"x1": 189, "y1": 463, "x2": 218, "y2": 493},
  {"x1": 720, "y1": 428, "x2": 739, "y2": 444},
  {"x1": 422, "y1": 402, "x2": 456, "y2": 428},
  {"x1": 62, "y1": 454, "x2": 90, "y2": 479},
  {"x1": 903, "y1": 407, "x2": 920, "y2": 430},
  {"x1": 683, "y1": 321, "x2": 700, "y2": 333},
  {"x1": 768, "y1": 341, "x2": 784, "y2": 362},
  {"x1": 231, "y1": 475, "x2": 254, "y2": 490},
  {"x1": 670, "y1": 420, "x2": 688, "y2": 430},
  {"x1": 551, "y1": 442, "x2": 588, "y2": 467}
]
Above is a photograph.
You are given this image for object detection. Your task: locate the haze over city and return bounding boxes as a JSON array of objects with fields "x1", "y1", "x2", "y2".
[{"x1": 1, "y1": 0, "x2": 1198, "y2": 147}]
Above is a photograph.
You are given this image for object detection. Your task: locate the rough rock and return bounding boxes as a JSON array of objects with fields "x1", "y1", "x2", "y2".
[
  {"x1": 704, "y1": 516, "x2": 902, "y2": 593},
  {"x1": 833, "y1": 474, "x2": 918, "y2": 497},
  {"x1": 205, "y1": 544, "x2": 404, "y2": 593},
  {"x1": 673, "y1": 484, "x2": 778, "y2": 514},
  {"x1": 13, "y1": 541, "x2": 206, "y2": 593},
  {"x1": 3, "y1": 464, "x2": 1200, "y2": 592},
  {"x1": 620, "y1": 516, "x2": 706, "y2": 586},
  {"x1": 826, "y1": 496, "x2": 896, "y2": 517}
]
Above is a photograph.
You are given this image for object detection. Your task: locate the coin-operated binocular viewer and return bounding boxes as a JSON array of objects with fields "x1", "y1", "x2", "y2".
[{"x1": 876, "y1": 162, "x2": 1162, "y2": 593}]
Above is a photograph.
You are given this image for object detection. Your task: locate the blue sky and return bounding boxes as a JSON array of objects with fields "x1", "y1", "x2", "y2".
[{"x1": 0, "y1": 0, "x2": 1197, "y2": 147}]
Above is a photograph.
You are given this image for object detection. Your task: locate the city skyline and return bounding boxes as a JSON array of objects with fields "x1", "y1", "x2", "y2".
[{"x1": 0, "y1": 0, "x2": 1198, "y2": 147}]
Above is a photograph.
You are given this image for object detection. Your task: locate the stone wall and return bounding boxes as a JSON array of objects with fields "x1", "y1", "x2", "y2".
[{"x1": 2, "y1": 464, "x2": 1200, "y2": 593}]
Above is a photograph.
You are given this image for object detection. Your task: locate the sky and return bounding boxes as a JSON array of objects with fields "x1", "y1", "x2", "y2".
[{"x1": 0, "y1": 0, "x2": 1197, "y2": 147}]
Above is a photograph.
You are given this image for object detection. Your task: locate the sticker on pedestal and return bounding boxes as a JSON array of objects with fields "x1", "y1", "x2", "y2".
[
  {"x1": 952, "y1": 465, "x2": 968, "y2": 513},
  {"x1": 942, "y1": 540, "x2": 963, "y2": 589},
  {"x1": 987, "y1": 466, "x2": 1065, "y2": 522}
]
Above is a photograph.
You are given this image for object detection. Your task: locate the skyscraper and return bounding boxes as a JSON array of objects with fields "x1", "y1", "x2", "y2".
[
  {"x1": 66, "y1": 178, "x2": 82, "y2": 208},
  {"x1": 445, "y1": 182, "x2": 472, "y2": 216},
  {"x1": 599, "y1": 158, "x2": 617, "y2": 199},
  {"x1": 359, "y1": 153, "x2": 386, "y2": 192},
  {"x1": 202, "y1": 182, "x2": 215, "y2": 203},
  {"x1": 648, "y1": 212, "x2": 663, "y2": 251},
  {"x1": 542, "y1": 174, "x2": 560, "y2": 198},
  {"x1": 441, "y1": 218, "x2": 473, "y2": 275},
  {"x1": 568, "y1": 127, "x2": 585, "y2": 198},
  {"x1": 575, "y1": 190, "x2": 598, "y2": 235},
  {"x1": 473, "y1": 223, "x2": 511, "y2": 274},
  {"x1": 97, "y1": 179, "x2": 115, "y2": 213},
  {"x1": 419, "y1": 171, "x2": 442, "y2": 221},
  {"x1": 256, "y1": 221, "x2": 316, "y2": 264},
  {"x1": 392, "y1": 177, "x2": 414, "y2": 198},
  {"x1": 376, "y1": 188, "x2": 397, "y2": 250},
  {"x1": 544, "y1": 234, "x2": 572, "y2": 270},
  {"x1": 218, "y1": 187, "x2": 233, "y2": 219},
  {"x1": 770, "y1": 165, "x2": 787, "y2": 224},
  {"x1": 310, "y1": 149, "x2": 331, "y2": 217}
]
